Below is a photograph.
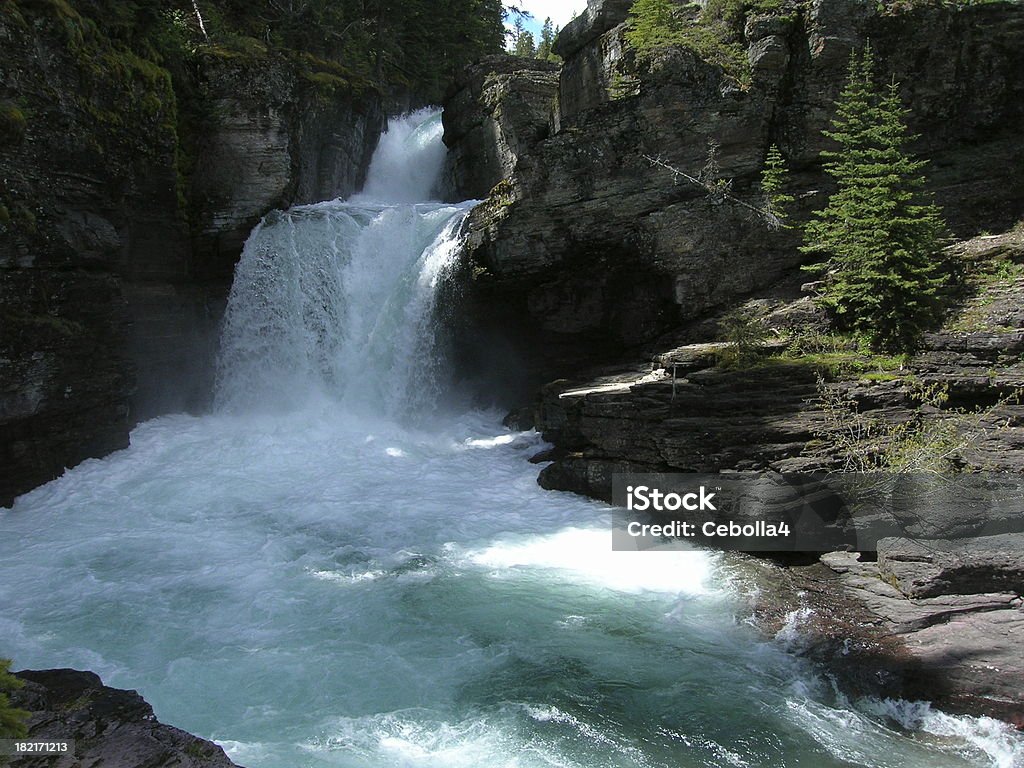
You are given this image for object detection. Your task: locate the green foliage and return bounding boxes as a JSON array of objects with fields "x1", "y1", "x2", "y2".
[
  {"x1": 759, "y1": 144, "x2": 793, "y2": 226},
  {"x1": 802, "y1": 46, "x2": 949, "y2": 353},
  {"x1": 625, "y1": 0, "x2": 786, "y2": 84},
  {"x1": 0, "y1": 103, "x2": 27, "y2": 145},
  {"x1": 624, "y1": 0, "x2": 681, "y2": 52},
  {"x1": 811, "y1": 377, "x2": 1021, "y2": 474},
  {"x1": 607, "y1": 71, "x2": 641, "y2": 100},
  {"x1": 21, "y1": 0, "x2": 506, "y2": 108},
  {"x1": 535, "y1": 17, "x2": 559, "y2": 62},
  {"x1": 0, "y1": 659, "x2": 29, "y2": 739},
  {"x1": 704, "y1": 0, "x2": 784, "y2": 27},
  {"x1": 771, "y1": 328, "x2": 909, "y2": 378},
  {"x1": 514, "y1": 28, "x2": 536, "y2": 58},
  {"x1": 717, "y1": 308, "x2": 770, "y2": 368}
]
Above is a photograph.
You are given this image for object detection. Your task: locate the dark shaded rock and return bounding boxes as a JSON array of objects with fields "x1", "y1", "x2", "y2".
[
  {"x1": 878, "y1": 533, "x2": 1024, "y2": 598},
  {"x1": 190, "y1": 51, "x2": 384, "y2": 282},
  {"x1": 0, "y1": 270, "x2": 132, "y2": 508},
  {"x1": 0, "y1": 3, "x2": 384, "y2": 505},
  {"x1": 442, "y1": 55, "x2": 559, "y2": 201},
  {"x1": 10, "y1": 669, "x2": 241, "y2": 768},
  {"x1": 554, "y1": 1, "x2": 633, "y2": 128}
]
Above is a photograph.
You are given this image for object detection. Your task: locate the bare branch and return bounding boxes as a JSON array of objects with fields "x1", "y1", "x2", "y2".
[{"x1": 642, "y1": 152, "x2": 785, "y2": 230}]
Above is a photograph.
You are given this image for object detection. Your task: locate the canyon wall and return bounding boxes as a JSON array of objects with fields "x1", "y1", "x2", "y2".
[
  {"x1": 443, "y1": 0, "x2": 1024, "y2": 386},
  {"x1": 0, "y1": 2, "x2": 384, "y2": 505}
]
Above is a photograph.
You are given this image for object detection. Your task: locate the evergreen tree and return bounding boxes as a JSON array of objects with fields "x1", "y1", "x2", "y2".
[
  {"x1": 802, "y1": 46, "x2": 948, "y2": 352},
  {"x1": 535, "y1": 17, "x2": 558, "y2": 61},
  {"x1": 760, "y1": 144, "x2": 793, "y2": 227},
  {"x1": 514, "y1": 26, "x2": 536, "y2": 58},
  {"x1": 625, "y1": 0, "x2": 681, "y2": 52},
  {"x1": 0, "y1": 659, "x2": 28, "y2": 739}
]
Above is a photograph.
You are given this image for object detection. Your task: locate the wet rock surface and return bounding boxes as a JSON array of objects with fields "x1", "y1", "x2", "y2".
[
  {"x1": 748, "y1": 551, "x2": 1024, "y2": 725},
  {"x1": 9, "y1": 669, "x2": 241, "y2": 768}
]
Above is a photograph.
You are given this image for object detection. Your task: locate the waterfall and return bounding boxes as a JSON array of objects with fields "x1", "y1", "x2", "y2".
[
  {"x1": 4, "y1": 106, "x2": 1022, "y2": 768},
  {"x1": 215, "y1": 109, "x2": 472, "y2": 416}
]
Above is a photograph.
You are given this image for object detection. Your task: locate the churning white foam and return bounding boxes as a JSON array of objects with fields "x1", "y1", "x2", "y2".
[{"x1": 464, "y1": 527, "x2": 718, "y2": 596}]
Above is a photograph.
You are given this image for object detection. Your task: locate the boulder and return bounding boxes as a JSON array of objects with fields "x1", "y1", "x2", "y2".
[
  {"x1": 878, "y1": 533, "x2": 1024, "y2": 598},
  {"x1": 10, "y1": 669, "x2": 241, "y2": 768}
]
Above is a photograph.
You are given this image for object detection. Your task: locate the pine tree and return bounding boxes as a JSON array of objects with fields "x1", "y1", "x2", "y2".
[
  {"x1": 760, "y1": 144, "x2": 793, "y2": 228},
  {"x1": 536, "y1": 17, "x2": 558, "y2": 61},
  {"x1": 514, "y1": 28, "x2": 536, "y2": 57},
  {"x1": 802, "y1": 46, "x2": 948, "y2": 352}
]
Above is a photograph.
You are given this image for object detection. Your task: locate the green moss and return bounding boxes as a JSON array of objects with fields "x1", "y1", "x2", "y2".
[
  {"x1": 861, "y1": 371, "x2": 906, "y2": 382},
  {"x1": 300, "y1": 69, "x2": 350, "y2": 96},
  {"x1": 759, "y1": 349, "x2": 909, "y2": 378},
  {"x1": 291, "y1": 51, "x2": 372, "y2": 97},
  {"x1": 201, "y1": 36, "x2": 270, "y2": 62},
  {"x1": 19, "y1": 0, "x2": 91, "y2": 48},
  {"x1": 481, "y1": 178, "x2": 516, "y2": 213},
  {"x1": 0, "y1": 102, "x2": 27, "y2": 144},
  {"x1": 7, "y1": 202, "x2": 37, "y2": 234},
  {"x1": 0, "y1": 203, "x2": 10, "y2": 226},
  {"x1": 1, "y1": 0, "x2": 29, "y2": 28},
  {"x1": 626, "y1": 0, "x2": 791, "y2": 86}
]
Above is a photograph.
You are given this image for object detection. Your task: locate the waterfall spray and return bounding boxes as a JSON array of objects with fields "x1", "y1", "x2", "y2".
[{"x1": 215, "y1": 110, "x2": 473, "y2": 416}]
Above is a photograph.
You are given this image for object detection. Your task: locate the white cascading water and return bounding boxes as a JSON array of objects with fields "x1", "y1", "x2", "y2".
[
  {"x1": 1, "y1": 109, "x2": 1022, "y2": 768},
  {"x1": 215, "y1": 111, "x2": 470, "y2": 416}
]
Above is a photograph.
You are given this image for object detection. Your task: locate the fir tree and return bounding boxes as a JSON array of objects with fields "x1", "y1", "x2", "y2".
[
  {"x1": 760, "y1": 144, "x2": 793, "y2": 228},
  {"x1": 512, "y1": 18, "x2": 536, "y2": 57},
  {"x1": 512, "y1": 28, "x2": 536, "y2": 57},
  {"x1": 802, "y1": 46, "x2": 948, "y2": 352},
  {"x1": 536, "y1": 17, "x2": 558, "y2": 61}
]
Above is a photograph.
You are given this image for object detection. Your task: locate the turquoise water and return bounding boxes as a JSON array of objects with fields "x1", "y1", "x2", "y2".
[{"x1": 1, "y1": 109, "x2": 1021, "y2": 768}]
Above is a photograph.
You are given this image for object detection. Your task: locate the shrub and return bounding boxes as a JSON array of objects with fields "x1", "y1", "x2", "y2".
[{"x1": 0, "y1": 659, "x2": 29, "y2": 739}]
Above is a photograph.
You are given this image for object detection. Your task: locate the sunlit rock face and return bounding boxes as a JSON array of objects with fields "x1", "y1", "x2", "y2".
[{"x1": 442, "y1": 0, "x2": 1024, "y2": 386}]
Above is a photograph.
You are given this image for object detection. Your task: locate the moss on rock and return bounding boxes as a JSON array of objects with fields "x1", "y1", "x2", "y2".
[{"x1": 0, "y1": 102, "x2": 27, "y2": 144}]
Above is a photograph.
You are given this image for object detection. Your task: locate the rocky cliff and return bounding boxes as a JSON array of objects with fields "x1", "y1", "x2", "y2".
[
  {"x1": 443, "y1": 0, "x2": 1024, "y2": 387},
  {"x1": 532, "y1": 229, "x2": 1024, "y2": 499},
  {"x1": 9, "y1": 668, "x2": 241, "y2": 767},
  {"x1": 442, "y1": 0, "x2": 1024, "y2": 725},
  {"x1": 0, "y1": 1, "x2": 383, "y2": 506}
]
